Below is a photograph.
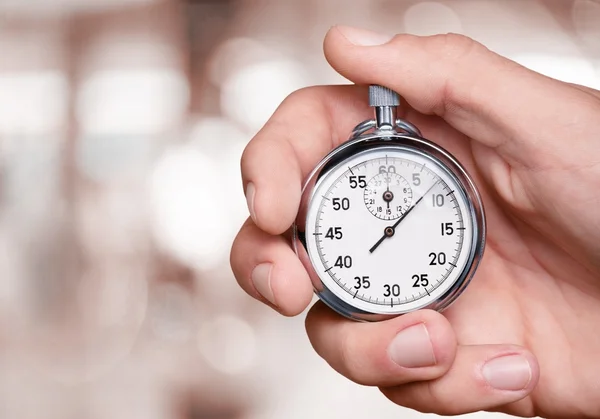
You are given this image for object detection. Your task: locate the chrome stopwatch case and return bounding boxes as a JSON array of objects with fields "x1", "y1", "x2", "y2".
[{"x1": 293, "y1": 86, "x2": 486, "y2": 322}]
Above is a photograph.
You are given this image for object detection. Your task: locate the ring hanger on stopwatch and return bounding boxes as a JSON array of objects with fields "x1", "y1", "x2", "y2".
[{"x1": 293, "y1": 85, "x2": 486, "y2": 322}]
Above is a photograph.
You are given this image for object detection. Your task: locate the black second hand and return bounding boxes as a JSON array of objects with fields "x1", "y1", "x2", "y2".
[{"x1": 369, "y1": 180, "x2": 439, "y2": 254}]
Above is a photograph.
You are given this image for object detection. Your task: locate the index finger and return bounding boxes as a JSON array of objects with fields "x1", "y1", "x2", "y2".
[
  {"x1": 241, "y1": 85, "x2": 370, "y2": 235},
  {"x1": 324, "y1": 27, "x2": 600, "y2": 169}
]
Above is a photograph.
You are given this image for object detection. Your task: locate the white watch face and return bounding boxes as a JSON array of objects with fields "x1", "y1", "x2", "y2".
[{"x1": 304, "y1": 146, "x2": 475, "y2": 314}]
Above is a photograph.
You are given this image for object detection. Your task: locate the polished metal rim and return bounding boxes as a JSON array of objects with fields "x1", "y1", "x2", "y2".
[{"x1": 292, "y1": 132, "x2": 486, "y2": 322}]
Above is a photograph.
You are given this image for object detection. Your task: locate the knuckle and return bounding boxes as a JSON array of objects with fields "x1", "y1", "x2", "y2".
[
  {"x1": 337, "y1": 329, "x2": 374, "y2": 385},
  {"x1": 239, "y1": 146, "x2": 254, "y2": 180},
  {"x1": 283, "y1": 86, "x2": 312, "y2": 104},
  {"x1": 282, "y1": 85, "x2": 326, "y2": 106},
  {"x1": 229, "y1": 226, "x2": 243, "y2": 262},
  {"x1": 421, "y1": 34, "x2": 484, "y2": 116},
  {"x1": 278, "y1": 86, "x2": 331, "y2": 124},
  {"x1": 428, "y1": 33, "x2": 481, "y2": 59},
  {"x1": 304, "y1": 306, "x2": 331, "y2": 357},
  {"x1": 304, "y1": 305, "x2": 320, "y2": 336},
  {"x1": 307, "y1": 314, "x2": 372, "y2": 385},
  {"x1": 383, "y1": 381, "x2": 461, "y2": 416},
  {"x1": 411, "y1": 382, "x2": 441, "y2": 414},
  {"x1": 240, "y1": 137, "x2": 262, "y2": 171},
  {"x1": 235, "y1": 216, "x2": 256, "y2": 236},
  {"x1": 422, "y1": 380, "x2": 472, "y2": 416},
  {"x1": 229, "y1": 219, "x2": 256, "y2": 262},
  {"x1": 338, "y1": 331, "x2": 363, "y2": 383}
]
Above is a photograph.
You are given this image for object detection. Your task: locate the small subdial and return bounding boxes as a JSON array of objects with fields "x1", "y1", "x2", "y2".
[{"x1": 363, "y1": 173, "x2": 413, "y2": 220}]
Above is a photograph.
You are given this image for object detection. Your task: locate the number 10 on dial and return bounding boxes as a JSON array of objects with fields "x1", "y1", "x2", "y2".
[{"x1": 293, "y1": 86, "x2": 485, "y2": 322}]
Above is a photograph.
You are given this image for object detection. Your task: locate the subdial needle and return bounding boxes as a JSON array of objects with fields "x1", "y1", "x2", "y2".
[{"x1": 383, "y1": 181, "x2": 393, "y2": 210}]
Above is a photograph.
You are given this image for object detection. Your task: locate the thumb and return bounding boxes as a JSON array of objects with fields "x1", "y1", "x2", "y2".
[{"x1": 323, "y1": 26, "x2": 599, "y2": 167}]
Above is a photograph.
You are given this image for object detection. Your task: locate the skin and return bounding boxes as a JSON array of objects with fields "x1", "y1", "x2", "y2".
[{"x1": 230, "y1": 27, "x2": 600, "y2": 418}]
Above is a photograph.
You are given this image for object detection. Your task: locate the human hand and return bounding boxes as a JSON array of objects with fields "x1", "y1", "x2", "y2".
[{"x1": 230, "y1": 26, "x2": 600, "y2": 418}]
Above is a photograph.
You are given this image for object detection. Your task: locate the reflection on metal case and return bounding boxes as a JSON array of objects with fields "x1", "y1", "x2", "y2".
[{"x1": 293, "y1": 85, "x2": 486, "y2": 322}]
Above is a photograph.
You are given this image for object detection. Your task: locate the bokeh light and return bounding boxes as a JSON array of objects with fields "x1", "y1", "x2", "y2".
[
  {"x1": 149, "y1": 282, "x2": 195, "y2": 344},
  {"x1": 75, "y1": 187, "x2": 150, "y2": 259},
  {"x1": 404, "y1": 2, "x2": 462, "y2": 36},
  {"x1": 221, "y1": 59, "x2": 309, "y2": 133},
  {"x1": 0, "y1": 71, "x2": 68, "y2": 136},
  {"x1": 78, "y1": 69, "x2": 188, "y2": 137},
  {"x1": 572, "y1": 0, "x2": 600, "y2": 49},
  {"x1": 0, "y1": 0, "x2": 158, "y2": 15},
  {"x1": 208, "y1": 37, "x2": 274, "y2": 87},
  {"x1": 197, "y1": 315, "x2": 257, "y2": 375},
  {"x1": 35, "y1": 263, "x2": 149, "y2": 384},
  {"x1": 514, "y1": 53, "x2": 600, "y2": 89},
  {"x1": 150, "y1": 149, "x2": 225, "y2": 271}
]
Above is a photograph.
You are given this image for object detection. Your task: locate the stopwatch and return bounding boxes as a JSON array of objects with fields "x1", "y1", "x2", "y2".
[{"x1": 293, "y1": 86, "x2": 486, "y2": 322}]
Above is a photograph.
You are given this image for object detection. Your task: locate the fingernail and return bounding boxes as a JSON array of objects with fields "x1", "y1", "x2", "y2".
[
  {"x1": 245, "y1": 182, "x2": 256, "y2": 222},
  {"x1": 251, "y1": 263, "x2": 276, "y2": 305},
  {"x1": 482, "y1": 355, "x2": 532, "y2": 391},
  {"x1": 335, "y1": 25, "x2": 393, "y2": 46},
  {"x1": 388, "y1": 323, "x2": 436, "y2": 368}
]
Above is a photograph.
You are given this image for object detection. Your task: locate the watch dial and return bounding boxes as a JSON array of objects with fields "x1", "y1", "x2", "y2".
[{"x1": 304, "y1": 146, "x2": 476, "y2": 315}]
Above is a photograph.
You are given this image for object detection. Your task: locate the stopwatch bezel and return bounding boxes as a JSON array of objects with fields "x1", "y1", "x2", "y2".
[{"x1": 292, "y1": 133, "x2": 486, "y2": 322}]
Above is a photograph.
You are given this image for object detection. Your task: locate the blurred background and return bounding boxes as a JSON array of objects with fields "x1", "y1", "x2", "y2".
[{"x1": 0, "y1": 0, "x2": 598, "y2": 418}]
